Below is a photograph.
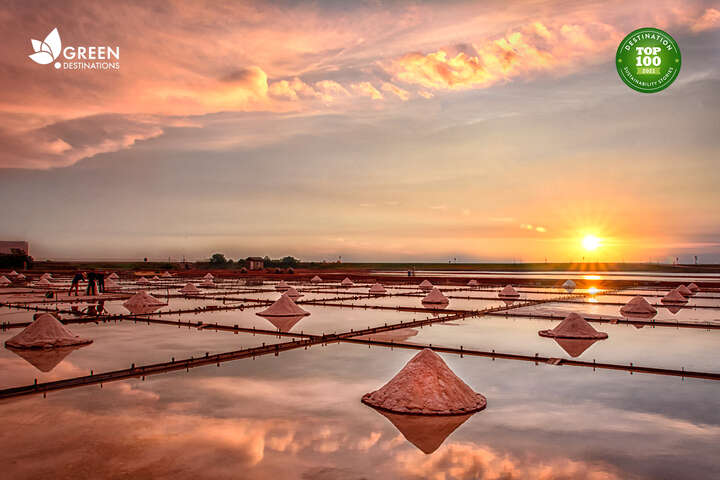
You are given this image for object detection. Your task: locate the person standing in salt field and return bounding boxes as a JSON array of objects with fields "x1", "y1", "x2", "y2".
[
  {"x1": 85, "y1": 271, "x2": 98, "y2": 296},
  {"x1": 69, "y1": 271, "x2": 85, "y2": 296},
  {"x1": 96, "y1": 271, "x2": 105, "y2": 293}
]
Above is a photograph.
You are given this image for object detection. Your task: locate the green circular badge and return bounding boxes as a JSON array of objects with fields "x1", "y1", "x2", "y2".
[{"x1": 616, "y1": 27, "x2": 681, "y2": 93}]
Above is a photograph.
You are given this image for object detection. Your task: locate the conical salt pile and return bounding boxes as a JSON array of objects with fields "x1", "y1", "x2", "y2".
[
  {"x1": 123, "y1": 290, "x2": 164, "y2": 309},
  {"x1": 362, "y1": 348, "x2": 486, "y2": 415},
  {"x1": 35, "y1": 277, "x2": 51, "y2": 287},
  {"x1": 5, "y1": 313, "x2": 92, "y2": 349},
  {"x1": 16, "y1": 273, "x2": 26, "y2": 280},
  {"x1": 256, "y1": 294, "x2": 310, "y2": 317},
  {"x1": 200, "y1": 278, "x2": 215, "y2": 287},
  {"x1": 137, "y1": 277, "x2": 149, "y2": 285},
  {"x1": 498, "y1": 285, "x2": 519, "y2": 298},
  {"x1": 688, "y1": 283, "x2": 700, "y2": 293},
  {"x1": 620, "y1": 296, "x2": 657, "y2": 318},
  {"x1": 179, "y1": 282, "x2": 200, "y2": 294},
  {"x1": 275, "y1": 280, "x2": 290, "y2": 291},
  {"x1": 369, "y1": 283, "x2": 387, "y2": 294},
  {"x1": 419, "y1": 280, "x2": 433, "y2": 291},
  {"x1": 310, "y1": 275, "x2": 322, "y2": 283},
  {"x1": 152, "y1": 275, "x2": 160, "y2": 281},
  {"x1": 538, "y1": 312, "x2": 608, "y2": 339},
  {"x1": 661, "y1": 288, "x2": 687, "y2": 304},
  {"x1": 562, "y1": 279, "x2": 576, "y2": 291},
  {"x1": 108, "y1": 272, "x2": 119, "y2": 279},
  {"x1": 203, "y1": 273, "x2": 214, "y2": 280},
  {"x1": 422, "y1": 287, "x2": 449, "y2": 305},
  {"x1": 676, "y1": 284, "x2": 693, "y2": 297},
  {"x1": 341, "y1": 277, "x2": 354, "y2": 287},
  {"x1": 104, "y1": 278, "x2": 121, "y2": 291},
  {"x1": 162, "y1": 271, "x2": 173, "y2": 278},
  {"x1": 467, "y1": 279, "x2": 478, "y2": 287},
  {"x1": 40, "y1": 273, "x2": 52, "y2": 280},
  {"x1": 0, "y1": 276, "x2": 11, "y2": 285},
  {"x1": 8, "y1": 270, "x2": 18, "y2": 276},
  {"x1": 285, "y1": 286, "x2": 303, "y2": 299}
]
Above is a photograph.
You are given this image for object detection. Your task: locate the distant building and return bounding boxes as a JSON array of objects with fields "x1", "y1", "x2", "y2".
[
  {"x1": 246, "y1": 257, "x2": 264, "y2": 270},
  {"x1": 0, "y1": 241, "x2": 29, "y2": 256}
]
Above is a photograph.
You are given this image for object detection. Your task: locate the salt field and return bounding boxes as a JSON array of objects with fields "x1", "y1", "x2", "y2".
[{"x1": 1, "y1": 271, "x2": 718, "y2": 479}]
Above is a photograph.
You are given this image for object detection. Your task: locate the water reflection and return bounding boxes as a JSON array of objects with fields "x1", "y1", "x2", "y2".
[
  {"x1": 6, "y1": 344, "x2": 87, "y2": 372},
  {"x1": 552, "y1": 338, "x2": 600, "y2": 357},
  {"x1": 257, "y1": 314, "x2": 307, "y2": 333},
  {"x1": 368, "y1": 407, "x2": 475, "y2": 454}
]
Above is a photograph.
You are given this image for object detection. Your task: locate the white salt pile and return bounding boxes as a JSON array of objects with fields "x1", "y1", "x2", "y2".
[
  {"x1": 687, "y1": 283, "x2": 700, "y2": 293},
  {"x1": 285, "y1": 286, "x2": 303, "y2": 299},
  {"x1": 467, "y1": 279, "x2": 478, "y2": 287},
  {"x1": 8, "y1": 270, "x2": 18, "y2": 276},
  {"x1": 16, "y1": 273, "x2": 26, "y2": 280},
  {"x1": 419, "y1": 280, "x2": 434, "y2": 291},
  {"x1": 661, "y1": 288, "x2": 687, "y2": 304},
  {"x1": 538, "y1": 312, "x2": 608, "y2": 339},
  {"x1": 203, "y1": 273, "x2": 214, "y2": 280},
  {"x1": 123, "y1": 290, "x2": 165, "y2": 309},
  {"x1": 179, "y1": 283, "x2": 200, "y2": 294},
  {"x1": 422, "y1": 287, "x2": 449, "y2": 305},
  {"x1": 0, "y1": 276, "x2": 11, "y2": 286},
  {"x1": 341, "y1": 277, "x2": 354, "y2": 287},
  {"x1": 275, "y1": 280, "x2": 290, "y2": 291},
  {"x1": 676, "y1": 284, "x2": 693, "y2": 297},
  {"x1": 108, "y1": 272, "x2": 119, "y2": 280},
  {"x1": 369, "y1": 283, "x2": 387, "y2": 294},
  {"x1": 35, "y1": 277, "x2": 51, "y2": 287},
  {"x1": 5, "y1": 313, "x2": 92, "y2": 349},
  {"x1": 562, "y1": 279, "x2": 576, "y2": 291},
  {"x1": 362, "y1": 348, "x2": 486, "y2": 415},
  {"x1": 310, "y1": 275, "x2": 322, "y2": 283},
  {"x1": 256, "y1": 293, "x2": 310, "y2": 317},
  {"x1": 137, "y1": 277, "x2": 150, "y2": 285},
  {"x1": 104, "y1": 278, "x2": 121, "y2": 291},
  {"x1": 498, "y1": 285, "x2": 520, "y2": 298},
  {"x1": 40, "y1": 273, "x2": 52, "y2": 280},
  {"x1": 620, "y1": 296, "x2": 657, "y2": 318},
  {"x1": 200, "y1": 278, "x2": 215, "y2": 287},
  {"x1": 152, "y1": 275, "x2": 160, "y2": 281},
  {"x1": 162, "y1": 271, "x2": 173, "y2": 278}
]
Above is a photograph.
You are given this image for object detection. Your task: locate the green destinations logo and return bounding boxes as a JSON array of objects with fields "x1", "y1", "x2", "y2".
[{"x1": 616, "y1": 27, "x2": 681, "y2": 93}]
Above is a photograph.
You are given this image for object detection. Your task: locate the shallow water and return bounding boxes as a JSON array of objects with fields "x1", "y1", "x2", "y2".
[
  {"x1": 0, "y1": 344, "x2": 717, "y2": 479},
  {"x1": 0, "y1": 281, "x2": 718, "y2": 479}
]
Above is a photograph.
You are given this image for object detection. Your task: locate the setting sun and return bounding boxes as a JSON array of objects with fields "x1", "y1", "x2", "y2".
[{"x1": 582, "y1": 235, "x2": 601, "y2": 251}]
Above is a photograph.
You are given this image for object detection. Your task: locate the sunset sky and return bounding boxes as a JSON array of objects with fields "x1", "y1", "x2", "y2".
[{"x1": 1, "y1": 0, "x2": 719, "y2": 262}]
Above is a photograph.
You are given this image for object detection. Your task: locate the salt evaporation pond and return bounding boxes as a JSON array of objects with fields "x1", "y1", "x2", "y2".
[
  {"x1": 0, "y1": 343, "x2": 717, "y2": 479},
  {"x1": 1, "y1": 279, "x2": 718, "y2": 479}
]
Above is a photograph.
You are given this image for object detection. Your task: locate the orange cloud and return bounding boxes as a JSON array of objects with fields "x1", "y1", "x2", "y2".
[
  {"x1": 692, "y1": 8, "x2": 720, "y2": 32},
  {"x1": 386, "y1": 21, "x2": 621, "y2": 91},
  {"x1": 351, "y1": 82, "x2": 384, "y2": 100}
]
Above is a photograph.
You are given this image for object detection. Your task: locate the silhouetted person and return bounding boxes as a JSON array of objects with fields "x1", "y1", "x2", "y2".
[
  {"x1": 96, "y1": 271, "x2": 105, "y2": 293},
  {"x1": 86, "y1": 272, "x2": 98, "y2": 296},
  {"x1": 69, "y1": 272, "x2": 85, "y2": 296}
]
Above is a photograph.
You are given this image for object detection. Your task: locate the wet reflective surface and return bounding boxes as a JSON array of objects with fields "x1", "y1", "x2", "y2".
[{"x1": 1, "y1": 281, "x2": 718, "y2": 479}]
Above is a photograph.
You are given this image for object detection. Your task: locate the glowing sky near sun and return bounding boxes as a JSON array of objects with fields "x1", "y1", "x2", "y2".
[{"x1": 0, "y1": 0, "x2": 719, "y2": 262}]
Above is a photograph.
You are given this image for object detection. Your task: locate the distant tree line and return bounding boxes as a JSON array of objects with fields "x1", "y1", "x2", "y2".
[{"x1": 206, "y1": 253, "x2": 300, "y2": 268}]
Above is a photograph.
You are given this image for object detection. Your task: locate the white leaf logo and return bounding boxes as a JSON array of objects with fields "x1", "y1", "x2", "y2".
[{"x1": 28, "y1": 28, "x2": 61, "y2": 65}]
